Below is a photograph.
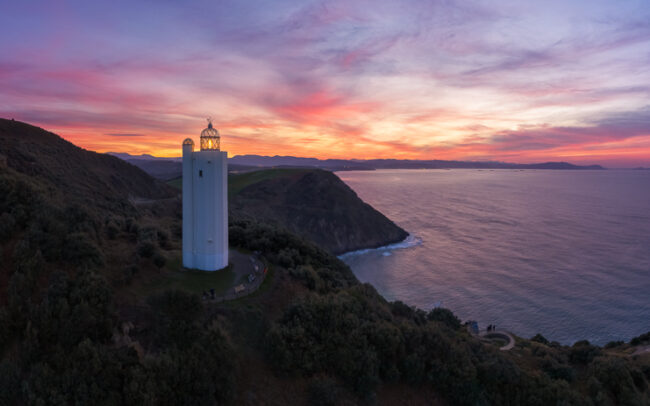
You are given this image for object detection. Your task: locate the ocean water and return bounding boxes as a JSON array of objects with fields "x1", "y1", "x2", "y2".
[{"x1": 339, "y1": 169, "x2": 650, "y2": 345}]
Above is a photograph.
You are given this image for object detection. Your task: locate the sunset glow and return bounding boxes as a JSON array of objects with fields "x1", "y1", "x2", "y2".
[{"x1": 2, "y1": 0, "x2": 650, "y2": 166}]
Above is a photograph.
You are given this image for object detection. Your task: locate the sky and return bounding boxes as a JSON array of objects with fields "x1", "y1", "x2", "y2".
[{"x1": 1, "y1": 0, "x2": 650, "y2": 167}]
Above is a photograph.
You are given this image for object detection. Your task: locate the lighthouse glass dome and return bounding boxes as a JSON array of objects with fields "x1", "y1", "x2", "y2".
[{"x1": 200, "y1": 122, "x2": 220, "y2": 151}]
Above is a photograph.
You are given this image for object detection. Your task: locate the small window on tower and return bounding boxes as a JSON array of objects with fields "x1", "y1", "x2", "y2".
[{"x1": 199, "y1": 170, "x2": 203, "y2": 177}]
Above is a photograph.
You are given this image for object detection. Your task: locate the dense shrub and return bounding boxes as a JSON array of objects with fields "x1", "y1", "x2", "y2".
[
  {"x1": 145, "y1": 328, "x2": 237, "y2": 405},
  {"x1": 1, "y1": 269, "x2": 237, "y2": 406},
  {"x1": 631, "y1": 332, "x2": 650, "y2": 346},
  {"x1": 156, "y1": 228, "x2": 171, "y2": 249},
  {"x1": 29, "y1": 270, "x2": 115, "y2": 350},
  {"x1": 0, "y1": 212, "x2": 15, "y2": 240},
  {"x1": 120, "y1": 265, "x2": 139, "y2": 286},
  {"x1": 590, "y1": 357, "x2": 646, "y2": 405},
  {"x1": 541, "y1": 358, "x2": 575, "y2": 382},
  {"x1": 0, "y1": 361, "x2": 21, "y2": 405},
  {"x1": 229, "y1": 217, "x2": 357, "y2": 291},
  {"x1": 267, "y1": 288, "x2": 484, "y2": 402},
  {"x1": 105, "y1": 221, "x2": 120, "y2": 240},
  {"x1": 147, "y1": 289, "x2": 203, "y2": 348},
  {"x1": 153, "y1": 251, "x2": 167, "y2": 268},
  {"x1": 605, "y1": 340, "x2": 624, "y2": 349},
  {"x1": 427, "y1": 307, "x2": 461, "y2": 329},
  {"x1": 569, "y1": 341, "x2": 602, "y2": 365},
  {"x1": 308, "y1": 376, "x2": 342, "y2": 406},
  {"x1": 63, "y1": 232, "x2": 104, "y2": 267},
  {"x1": 137, "y1": 240, "x2": 156, "y2": 258},
  {"x1": 531, "y1": 333, "x2": 550, "y2": 345}
]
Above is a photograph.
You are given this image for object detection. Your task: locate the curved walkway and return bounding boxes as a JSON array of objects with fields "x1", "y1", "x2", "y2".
[
  {"x1": 206, "y1": 251, "x2": 268, "y2": 303},
  {"x1": 479, "y1": 329, "x2": 516, "y2": 351},
  {"x1": 631, "y1": 345, "x2": 650, "y2": 356}
]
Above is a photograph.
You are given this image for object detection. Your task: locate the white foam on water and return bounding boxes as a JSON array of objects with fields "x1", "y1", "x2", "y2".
[{"x1": 338, "y1": 234, "x2": 422, "y2": 259}]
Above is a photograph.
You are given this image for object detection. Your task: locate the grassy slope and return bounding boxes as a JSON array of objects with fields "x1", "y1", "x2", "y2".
[
  {"x1": 0, "y1": 119, "x2": 175, "y2": 208},
  {"x1": 168, "y1": 167, "x2": 409, "y2": 255},
  {"x1": 166, "y1": 168, "x2": 312, "y2": 195},
  {"x1": 228, "y1": 168, "x2": 312, "y2": 196}
]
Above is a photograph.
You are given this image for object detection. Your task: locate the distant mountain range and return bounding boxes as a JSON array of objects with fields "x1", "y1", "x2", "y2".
[
  {"x1": 229, "y1": 155, "x2": 605, "y2": 170},
  {"x1": 109, "y1": 152, "x2": 605, "y2": 180}
]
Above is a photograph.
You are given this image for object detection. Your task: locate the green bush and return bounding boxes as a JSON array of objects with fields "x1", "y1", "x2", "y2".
[
  {"x1": 427, "y1": 307, "x2": 461, "y2": 329},
  {"x1": 542, "y1": 358, "x2": 575, "y2": 382},
  {"x1": 153, "y1": 252, "x2": 167, "y2": 268},
  {"x1": 63, "y1": 232, "x2": 104, "y2": 268},
  {"x1": 0, "y1": 361, "x2": 21, "y2": 405},
  {"x1": 156, "y1": 228, "x2": 171, "y2": 249},
  {"x1": 569, "y1": 341, "x2": 601, "y2": 365},
  {"x1": 105, "y1": 221, "x2": 120, "y2": 240},
  {"x1": 137, "y1": 240, "x2": 156, "y2": 258},
  {"x1": 605, "y1": 340, "x2": 624, "y2": 349},
  {"x1": 630, "y1": 332, "x2": 650, "y2": 346},
  {"x1": 147, "y1": 289, "x2": 203, "y2": 348},
  {"x1": 0, "y1": 308, "x2": 11, "y2": 353},
  {"x1": 266, "y1": 289, "x2": 483, "y2": 401},
  {"x1": 531, "y1": 334, "x2": 550, "y2": 345},
  {"x1": 308, "y1": 376, "x2": 341, "y2": 406},
  {"x1": 147, "y1": 328, "x2": 237, "y2": 405},
  {"x1": 590, "y1": 357, "x2": 646, "y2": 405},
  {"x1": 30, "y1": 270, "x2": 114, "y2": 350},
  {"x1": 0, "y1": 212, "x2": 15, "y2": 241}
]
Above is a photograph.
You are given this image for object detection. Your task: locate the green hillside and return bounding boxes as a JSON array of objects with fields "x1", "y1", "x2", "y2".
[
  {"x1": 230, "y1": 168, "x2": 409, "y2": 254},
  {"x1": 168, "y1": 167, "x2": 409, "y2": 255},
  {"x1": 0, "y1": 120, "x2": 648, "y2": 406},
  {"x1": 0, "y1": 119, "x2": 175, "y2": 213}
]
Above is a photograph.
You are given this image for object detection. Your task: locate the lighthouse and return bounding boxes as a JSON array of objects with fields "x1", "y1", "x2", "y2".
[{"x1": 182, "y1": 119, "x2": 228, "y2": 271}]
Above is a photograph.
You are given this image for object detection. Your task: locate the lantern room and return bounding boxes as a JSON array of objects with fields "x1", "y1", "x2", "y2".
[{"x1": 200, "y1": 120, "x2": 220, "y2": 151}]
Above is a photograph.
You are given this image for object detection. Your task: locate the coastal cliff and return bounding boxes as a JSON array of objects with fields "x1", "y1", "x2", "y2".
[{"x1": 229, "y1": 168, "x2": 409, "y2": 254}]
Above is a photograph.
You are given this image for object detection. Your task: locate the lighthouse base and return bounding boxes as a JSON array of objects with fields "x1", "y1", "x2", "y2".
[{"x1": 183, "y1": 251, "x2": 229, "y2": 271}]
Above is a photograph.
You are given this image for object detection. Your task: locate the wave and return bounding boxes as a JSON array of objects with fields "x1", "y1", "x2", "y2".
[{"x1": 338, "y1": 234, "x2": 422, "y2": 259}]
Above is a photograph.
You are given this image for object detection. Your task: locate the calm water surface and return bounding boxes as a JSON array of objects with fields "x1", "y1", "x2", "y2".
[{"x1": 339, "y1": 169, "x2": 650, "y2": 345}]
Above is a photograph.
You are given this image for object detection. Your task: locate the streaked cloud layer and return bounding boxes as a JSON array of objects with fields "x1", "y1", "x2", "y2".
[{"x1": 1, "y1": 0, "x2": 650, "y2": 166}]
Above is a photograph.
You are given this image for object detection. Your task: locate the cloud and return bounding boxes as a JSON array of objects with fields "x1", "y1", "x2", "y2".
[
  {"x1": 475, "y1": 107, "x2": 650, "y2": 160},
  {"x1": 1, "y1": 0, "x2": 650, "y2": 166}
]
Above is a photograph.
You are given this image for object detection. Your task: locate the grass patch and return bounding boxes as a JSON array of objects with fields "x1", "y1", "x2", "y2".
[
  {"x1": 228, "y1": 168, "x2": 311, "y2": 196},
  {"x1": 167, "y1": 168, "x2": 313, "y2": 196},
  {"x1": 489, "y1": 338, "x2": 508, "y2": 347},
  {"x1": 166, "y1": 177, "x2": 182, "y2": 190},
  {"x1": 137, "y1": 265, "x2": 237, "y2": 297}
]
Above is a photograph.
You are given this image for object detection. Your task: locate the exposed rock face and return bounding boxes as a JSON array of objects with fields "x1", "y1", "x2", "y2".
[{"x1": 231, "y1": 169, "x2": 408, "y2": 255}]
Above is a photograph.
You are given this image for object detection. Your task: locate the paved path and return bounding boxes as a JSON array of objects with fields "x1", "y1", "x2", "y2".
[
  {"x1": 206, "y1": 250, "x2": 267, "y2": 303},
  {"x1": 479, "y1": 329, "x2": 515, "y2": 351},
  {"x1": 631, "y1": 345, "x2": 650, "y2": 356}
]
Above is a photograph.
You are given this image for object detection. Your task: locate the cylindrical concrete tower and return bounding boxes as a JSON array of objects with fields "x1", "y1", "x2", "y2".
[{"x1": 182, "y1": 120, "x2": 228, "y2": 271}]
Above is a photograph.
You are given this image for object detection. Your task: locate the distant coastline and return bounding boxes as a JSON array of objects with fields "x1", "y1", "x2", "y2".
[{"x1": 110, "y1": 152, "x2": 606, "y2": 180}]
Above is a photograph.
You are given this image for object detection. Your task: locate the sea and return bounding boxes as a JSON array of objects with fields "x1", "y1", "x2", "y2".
[{"x1": 339, "y1": 169, "x2": 650, "y2": 345}]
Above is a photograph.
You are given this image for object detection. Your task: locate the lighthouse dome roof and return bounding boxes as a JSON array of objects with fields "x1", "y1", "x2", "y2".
[
  {"x1": 199, "y1": 119, "x2": 221, "y2": 150},
  {"x1": 201, "y1": 122, "x2": 219, "y2": 138}
]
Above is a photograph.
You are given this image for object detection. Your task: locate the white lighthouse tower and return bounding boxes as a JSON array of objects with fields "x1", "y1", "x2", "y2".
[{"x1": 182, "y1": 119, "x2": 228, "y2": 271}]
